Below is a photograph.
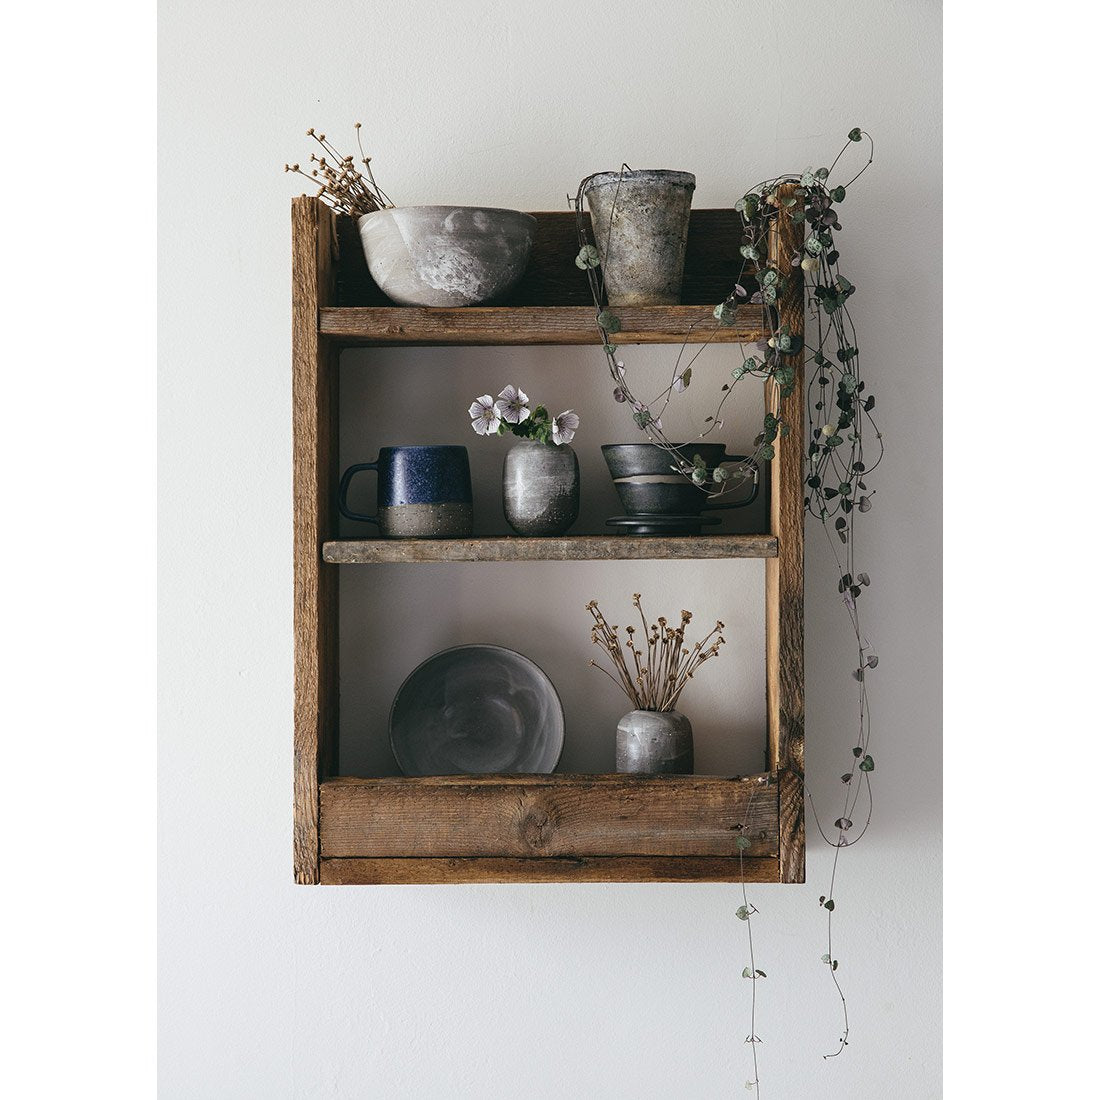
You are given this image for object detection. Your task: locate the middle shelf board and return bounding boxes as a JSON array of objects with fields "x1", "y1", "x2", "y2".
[
  {"x1": 319, "y1": 305, "x2": 765, "y2": 347},
  {"x1": 323, "y1": 534, "x2": 778, "y2": 564}
]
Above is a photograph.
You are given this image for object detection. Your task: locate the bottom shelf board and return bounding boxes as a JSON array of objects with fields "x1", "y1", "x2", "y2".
[
  {"x1": 319, "y1": 772, "x2": 780, "y2": 875},
  {"x1": 319, "y1": 855, "x2": 781, "y2": 884}
]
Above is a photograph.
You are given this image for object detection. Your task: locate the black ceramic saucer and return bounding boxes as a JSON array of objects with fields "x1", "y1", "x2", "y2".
[{"x1": 606, "y1": 514, "x2": 722, "y2": 536}]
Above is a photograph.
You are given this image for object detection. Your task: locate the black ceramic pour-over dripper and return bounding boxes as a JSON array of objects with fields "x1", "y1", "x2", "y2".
[{"x1": 601, "y1": 443, "x2": 759, "y2": 516}]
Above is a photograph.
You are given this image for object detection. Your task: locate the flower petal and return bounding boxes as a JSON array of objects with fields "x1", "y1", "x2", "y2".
[{"x1": 469, "y1": 395, "x2": 494, "y2": 419}]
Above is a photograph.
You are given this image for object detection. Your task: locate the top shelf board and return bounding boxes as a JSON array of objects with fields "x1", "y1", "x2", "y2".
[{"x1": 319, "y1": 304, "x2": 764, "y2": 347}]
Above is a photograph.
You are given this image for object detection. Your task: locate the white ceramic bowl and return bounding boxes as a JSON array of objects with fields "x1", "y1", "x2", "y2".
[{"x1": 357, "y1": 205, "x2": 536, "y2": 307}]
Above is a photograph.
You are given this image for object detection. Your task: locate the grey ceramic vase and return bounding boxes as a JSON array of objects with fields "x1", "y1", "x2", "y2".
[
  {"x1": 583, "y1": 170, "x2": 696, "y2": 305},
  {"x1": 502, "y1": 440, "x2": 580, "y2": 536},
  {"x1": 616, "y1": 709, "x2": 694, "y2": 774}
]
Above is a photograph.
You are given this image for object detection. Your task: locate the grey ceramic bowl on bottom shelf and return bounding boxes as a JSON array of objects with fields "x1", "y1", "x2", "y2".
[{"x1": 357, "y1": 205, "x2": 536, "y2": 307}]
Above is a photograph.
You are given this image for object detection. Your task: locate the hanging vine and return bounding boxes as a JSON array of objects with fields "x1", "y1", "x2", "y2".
[{"x1": 572, "y1": 129, "x2": 882, "y2": 1077}]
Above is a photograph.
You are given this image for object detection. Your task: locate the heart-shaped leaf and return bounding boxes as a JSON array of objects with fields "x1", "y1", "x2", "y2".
[{"x1": 597, "y1": 310, "x2": 622, "y2": 334}]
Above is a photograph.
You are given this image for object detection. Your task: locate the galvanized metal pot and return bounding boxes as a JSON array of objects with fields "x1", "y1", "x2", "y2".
[
  {"x1": 503, "y1": 440, "x2": 580, "y2": 536},
  {"x1": 616, "y1": 709, "x2": 694, "y2": 774},
  {"x1": 584, "y1": 170, "x2": 696, "y2": 305}
]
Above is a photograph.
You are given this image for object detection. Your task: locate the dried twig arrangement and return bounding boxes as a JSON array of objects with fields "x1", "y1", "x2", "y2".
[
  {"x1": 284, "y1": 124, "x2": 393, "y2": 216},
  {"x1": 586, "y1": 594, "x2": 725, "y2": 712}
]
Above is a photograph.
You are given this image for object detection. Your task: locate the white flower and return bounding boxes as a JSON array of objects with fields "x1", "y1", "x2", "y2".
[
  {"x1": 821, "y1": 422, "x2": 837, "y2": 438},
  {"x1": 469, "y1": 394, "x2": 501, "y2": 436},
  {"x1": 551, "y1": 409, "x2": 580, "y2": 445},
  {"x1": 494, "y1": 385, "x2": 530, "y2": 425}
]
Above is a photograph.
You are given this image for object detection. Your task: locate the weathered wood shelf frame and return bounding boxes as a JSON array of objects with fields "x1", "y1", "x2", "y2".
[{"x1": 293, "y1": 196, "x2": 805, "y2": 885}]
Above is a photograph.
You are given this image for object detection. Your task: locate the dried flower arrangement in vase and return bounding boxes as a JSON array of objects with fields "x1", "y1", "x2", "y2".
[{"x1": 586, "y1": 594, "x2": 725, "y2": 774}]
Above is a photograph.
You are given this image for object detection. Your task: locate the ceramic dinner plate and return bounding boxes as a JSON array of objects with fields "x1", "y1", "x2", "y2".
[{"x1": 389, "y1": 645, "x2": 565, "y2": 776}]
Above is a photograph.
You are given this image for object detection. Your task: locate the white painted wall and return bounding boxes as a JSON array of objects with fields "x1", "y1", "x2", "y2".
[{"x1": 160, "y1": 1, "x2": 942, "y2": 1095}]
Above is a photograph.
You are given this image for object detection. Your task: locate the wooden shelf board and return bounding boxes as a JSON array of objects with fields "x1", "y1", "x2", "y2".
[
  {"x1": 320, "y1": 773, "x2": 779, "y2": 865},
  {"x1": 319, "y1": 856, "x2": 781, "y2": 885},
  {"x1": 319, "y1": 305, "x2": 764, "y2": 347},
  {"x1": 323, "y1": 533, "x2": 778, "y2": 564}
]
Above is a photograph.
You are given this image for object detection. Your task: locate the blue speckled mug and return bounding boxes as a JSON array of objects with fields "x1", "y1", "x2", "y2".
[{"x1": 338, "y1": 446, "x2": 473, "y2": 538}]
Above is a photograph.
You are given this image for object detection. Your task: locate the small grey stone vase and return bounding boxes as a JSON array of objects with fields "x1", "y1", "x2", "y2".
[
  {"x1": 616, "y1": 709, "x2": 694, "y2": 774},
  {"x1": 583, "y1": 169, "x2": 696, "y2": 305},
  {"x1": 503, "y1": 440, "x2": 580, "y2": 536}
]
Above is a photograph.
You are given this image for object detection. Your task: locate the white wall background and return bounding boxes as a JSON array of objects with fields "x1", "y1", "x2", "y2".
[{"x1": 160, "y1": 1, "x2": 942, "y2": 1095}]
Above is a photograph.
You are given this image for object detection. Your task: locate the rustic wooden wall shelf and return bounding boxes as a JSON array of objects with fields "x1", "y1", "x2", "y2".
[{"x1": 293, "y1": 196, "x2": 805, "y2": 885}]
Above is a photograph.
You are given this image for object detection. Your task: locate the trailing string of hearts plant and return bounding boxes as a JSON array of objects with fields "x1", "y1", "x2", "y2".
[{"x1": 571, "y1": 129, "x2": 883, "y2": 1086}]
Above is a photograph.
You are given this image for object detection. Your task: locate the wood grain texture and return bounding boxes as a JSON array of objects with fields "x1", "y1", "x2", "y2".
[
  {"x1": 765, "y1": 186, "x2": 806, "y2": 776},
  {"x1": 333, "y1": 209, "x2": 757, "y2": 308},
  {"x1": 320, "y1": 773, "x2": 778, "y2": 859},
  {"x1": 765, "y1": 186, "x2": 807, "y2": 882},
  {"x1": 319, "y1": 304, "x2": 763, "y2": 347},
  {"x1": 322, "y1": 534, "x2": 778, "y2": 564},
  {"x1": 778, "y1": 768, "x2": 806, "y2": 883},
  {"x1": 319, "y1": 856, "x2": 781, "y2": 885},
  {"x1": 292, "y1": 197, "x2": 340, "y2": 884}
]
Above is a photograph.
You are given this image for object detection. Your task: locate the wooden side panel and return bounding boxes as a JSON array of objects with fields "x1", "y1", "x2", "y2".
[
  {"x1": 765, "y1": 186, "x2": 806, "y2": 883},
  {"x1": 292, "y1": 197, "x2": 339, "y2": 884},
  {"x1": 320, "y1": 774, "x2": 779, "y2": 860},
  {"x1": 319, "y1": 856, "x2": 781, "y2": 885},
  {"x1": 778, "y1": 768, "x2": 806, "y2": 883},
  {"x1": 333, "y1": 209, "x2": 757, "y2": 308},
  {"x1": 319, "y1": 304, "x2": 763, "y2": 347}
]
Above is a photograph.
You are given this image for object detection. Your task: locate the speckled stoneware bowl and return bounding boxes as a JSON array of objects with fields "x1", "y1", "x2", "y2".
[
  {"x1": 358, "y1": 206, "x2": 536, "y2": 307},
  {"x1": 389, "y1": 645, "x2": 565, "y2": 776}
]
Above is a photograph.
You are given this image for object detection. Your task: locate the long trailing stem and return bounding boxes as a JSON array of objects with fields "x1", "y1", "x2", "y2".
[{"x1": 574, "y1": 130, "x2": 881, "y2": 1071}]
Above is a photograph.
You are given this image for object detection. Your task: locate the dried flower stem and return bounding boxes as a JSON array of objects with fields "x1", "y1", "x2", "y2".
[
  {"x1": 284, "y1": 124, "x2": 393, "y2": 217},
  {"x1": 586, "y1": 597, "x2": 725, "y2": 711}
]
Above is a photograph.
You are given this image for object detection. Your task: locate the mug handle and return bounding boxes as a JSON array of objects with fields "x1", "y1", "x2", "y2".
[
  {"x1": 704, "y1": 455, "x2": 761, "y2": 510},
  {"x1": 337, "y1": 461, "x2": 380, "y2": 524}
]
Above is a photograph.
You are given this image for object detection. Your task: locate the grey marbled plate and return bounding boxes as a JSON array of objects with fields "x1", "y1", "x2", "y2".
[{"x1": 389, "y1": 645, "x2": 564, "y2": 776}]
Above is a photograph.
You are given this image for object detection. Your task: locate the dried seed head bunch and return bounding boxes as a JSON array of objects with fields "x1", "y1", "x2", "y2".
[
  {"x1": 586, "y1": 595, "x2": 725, "y2": 712},
  {"x1": 284, "y1": 124, "x2": 393, "y2": 216}
]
